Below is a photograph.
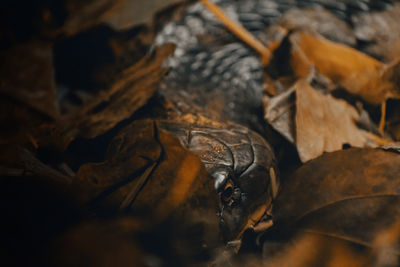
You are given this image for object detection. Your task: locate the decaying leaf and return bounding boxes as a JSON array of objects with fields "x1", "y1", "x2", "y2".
[
  {"x1": 264, "y1": 87, "x2": 296, "y2": 143},
  {"x1": 287, "y1": 30, "x2": 400, "y2": 106},
  {"x1": 101, "y1": 0, "x2": 184, "y2": 31},
  {"x1": 372, "y1": 217, "x2": 400, "y2": 267},
  {"x1": 57, "y1": 44, "x2": 175, "y2": 148},
  {"x1": 264, "y1": 79, "x2": 385, "y2": 162},
  {"x1": 273, "y1": 148, "x2": 400, "y2": 253},
  {"x1": 295, "y1": 79, "x2": 384, "y2": 162},
  {"x1": 72, "y1": 120, "x2": 162, "y2": 206},
  {"x1": 72, "y1": 119, "x2": 220, "y2": 248},
  {"x1": 61, "y1": 0, "x2": 121, "y2": 36},
  {"x1": 0, "y1": 145, "x2": 71, "y2": 186},
  {"x1": 72, "y1": 119, "x2": 222, "y2": 263}
]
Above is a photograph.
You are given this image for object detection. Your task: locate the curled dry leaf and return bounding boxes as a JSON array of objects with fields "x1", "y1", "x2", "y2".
[
  {"x1": 264, "y1": 87, "x2": 296, "y2": 143},
  {"x1": 289, "y1": 30, "x2": 400, "y2": 105},
  {"x1": 72, "y1": 120, "x2": 162, "y2": 206},
  {"x1": 61, "y1": 0, "x2": 121, "y2": 36},
  {"x1": 72, "y1": 119, "x2": 222, "y2": 263},
  {"x1": 72, "y1": 119, "x2": 220, "y2": 248},
  {"x1": 295, "y1": 79, "x2": 384, "y2": 162},
  {"x1": 102, "y1": 0, "x2": 184, "y2": 31},
  {"x1": 63, "y1": 0, "x2": 185, "y2": 35},
  {"x1": 0, "y1": 145, "x2": 71, "y2": 186},
  {"x1": 273, "y1": 148, "x2": 400, "y2": 254},
  {"x1": 264, "y1": 79, "x2": 385, "y2": 162},
  {"x1": 57, "y1": 44, "x2": 175, "y2": 148}
]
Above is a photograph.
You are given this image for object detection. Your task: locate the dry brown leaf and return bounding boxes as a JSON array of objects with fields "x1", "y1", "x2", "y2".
[
  {"x1": 0, "y1": 145, "x2": 71, "y2": 186},
  {"x1": 289, "y1": 30, "x2": 400, "y2": 105},
  {"x1": 57, "y1": 43, "x2": 174, "y2": 148},
  {"x1": 264, "y1": 233, "x2": 368, "y2": 267},
  {"x1": 263, "y1": 217, "x2": 400, "y2": 267},
  {"x1": 273, "y1": 148, "x2": 400, "y2": 249},
  {"x1": 295, "y1": 79, "x2": 384, "y2": 162},
  {"x1": 372, "y1": 217, "x2": 400, "y2": 267},
  {"x1": 264, "y1": 87, "x2": 296, "y2": 143},
  {"x1": 72, "y1": 119, "x2": 222, "y2": 263},
  {"x1": 72, "y1": 119, "x2": 219, "y2": 231},
  {"x1": 61, "y1": 0, "x2": 121, "y2": 36},
  {"x1": 265, "y1": 148, "x2": 400, "y2": 266},
  {"x1": 101, "y1": 0, "x2": 184, "y2": 30}
]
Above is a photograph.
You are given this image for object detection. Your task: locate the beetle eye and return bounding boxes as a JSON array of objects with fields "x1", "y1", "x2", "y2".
[{"x1": 222, "y1": 182, "x2": 234, "y2": 202}]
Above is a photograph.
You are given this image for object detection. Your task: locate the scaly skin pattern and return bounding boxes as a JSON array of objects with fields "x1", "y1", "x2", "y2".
[
  {"x1": 156, "y1": 0, "x2": 396, "y2": 131},
  {"x1": 153, "y1": 0, "x2": 396, "y2": 240},
  {"x1": 158, "y1": 115, "x2": 277, "y2": 241}
]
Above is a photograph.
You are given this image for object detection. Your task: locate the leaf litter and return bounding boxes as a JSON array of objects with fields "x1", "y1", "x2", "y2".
[
  {"x1": 3, "y1": 1, "x2": 400, "y2": 266},
  {"x1": 262, "y1": 148, "x2": 400, "y2": 266},
  {"x1": 264, "y1": 25, "x2": 400, "y2": 162}
]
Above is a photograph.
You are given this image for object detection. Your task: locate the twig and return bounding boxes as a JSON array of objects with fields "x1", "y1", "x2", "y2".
[
  {"x1": 379, "y1": 101, "x2": 386, "y2": 135},
  {"x1": 199, "y1": 0, "x2": 271, "y2": 66}
]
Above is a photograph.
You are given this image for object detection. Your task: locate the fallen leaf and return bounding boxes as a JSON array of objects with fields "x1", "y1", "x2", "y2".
[
  {"x1": 287, "y1": 30, "x2": 400, "y2": 105},
  {"x1": 72, "y1": 119, "x2": 221, "y2": 250},
  {"x1": 298, "y1": 196, "x2": 400, "y2": 252},
  {"x1": 372, "y1": 216, "x2": 400, "y2": 267},
  {"x1": 295, "y1": 79, "x2": 384, "y2": 162},
  {"x1": 0, "y1": 145, "x2": 71, "y2": 187},
  {"x1": 57, "y1": 43, "x2": 174, "y2": 148},
  {"x1": 101, "y1": 0, "x2": 184, "y2": 31},
  {"x1": 61, "y1": 0, "x2": 121, "y2": 36},
  {"x1": 264, "y1": 232, "x2": 370, "y2": 267},
  {"x1": 264, "y1": 87, "x2": 296, "y2": 143},
  {"x1": 273, "y1": 148, "x2": 400, "y2": 253}
]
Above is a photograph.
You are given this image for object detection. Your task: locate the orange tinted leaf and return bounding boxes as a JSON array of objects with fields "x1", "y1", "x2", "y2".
[
  {"x1": 273, "y1": 148, "x2": 400, "y2": 254},
  {"x1": 72, "y1": 119, "x2": 219, "y2": 240},
  {"x1": 265, "y1": 232, "x2": 369, "y2": 267},
  {"x1": 58, "y1": 44, "x2": 174, "y2": 148},
  {"x1": 289, "y1": 31, "x2": 400, "y2": 105},
  {"x1": 295, "y1": 80, "x2": 384, "y2": 162}
]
